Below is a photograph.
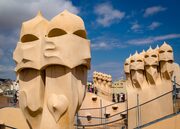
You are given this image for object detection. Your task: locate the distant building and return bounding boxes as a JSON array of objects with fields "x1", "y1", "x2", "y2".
[
  {"x1": 0, "y1": 78, "x2": 19, "y2": 96},
  {"x1": 112, "y1": 79, "x2": 126, "y2": 95}
]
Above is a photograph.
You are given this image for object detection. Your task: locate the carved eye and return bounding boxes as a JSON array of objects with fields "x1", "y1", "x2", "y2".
[
  {"x1": 125, "y1": 63, "x2": 129, "y2": 65},
  {"x1": 137, "y1": 60, "x2": 142, "y2": 62},
  {"x1": 131, "y1": 60, "x2": 135, "y2": 63},
  {"x1": 145, "y1": 55, "x2": 149, "y2": 58},
  {"x1": 167, "y1": 50, "x2": 173, "y2": 53},
  {"x1": 73, "y1": 30, "x2": 87, "y2": 39},
  {"x1": 159, "y1": 50, "x2": 165, "y2": 53},
  {"x1": 151, "y1": 55, "x2": 157, "y2": 58},
  {"x1": 48, "y1": 28, "x2": 67, "y2": 37},
  {"x1": 21, "y1": 34, "x2": 39, "y2": 43},
  {"x1": 131, "y1": 69, "x2": 135, "y2": 72},
  {"x1": 168, "y1": 60, "x2": 173, "y2": 63}
]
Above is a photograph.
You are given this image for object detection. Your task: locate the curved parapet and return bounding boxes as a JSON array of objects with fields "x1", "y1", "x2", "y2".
[{"x1": 0, "y1": 107, "x2": 29, "y2": 129}]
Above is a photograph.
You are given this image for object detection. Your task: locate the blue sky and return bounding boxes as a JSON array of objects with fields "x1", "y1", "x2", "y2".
[{"x1": 0, "y1": 0, "x2": 180, "y2": 81}]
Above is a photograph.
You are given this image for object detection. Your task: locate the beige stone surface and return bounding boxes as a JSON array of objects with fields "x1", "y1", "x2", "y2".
[
  {"x1": 124, "y1": 55, "x2": 131, "y2": 74},
  {"x1": 18, "y1": 69, "x2": 44, "y2": 129},
  {"x1": 124, "y1": 42, "x2": 176, "y2": 129},
  {"x1": 12, "y1": 10, "x2": 91, "y2": 129},
  {"x1": 144, "y1": 46, "x2": 159, "y2": 85},
  {"x1": 1, "y1": 8, "x2": 178, "y2": 129},
  {"x1": 159, "y1": 42, "x2": 174, "y2": 80},
  {"x1": 78, "y1": 92, "x2": 126, "y2": 127},
  {"x1": 143, "y1": 114, "x2": 180, "y2": 129},
  {"x1": 13, "y1": 12, "x2": 49, "y2": 72},
  {"x1": 172, "y1": 63, "x2": 180, "y2": 88},
  {"x1": 0, "y1": 107, "x2": 29, "y2": 129},
  {"x1": 93, "y1": 72, "x2": 112, "y2": 101},
  {"x1": 112, "y1": 80, "x2": 127, "y2": 95}
]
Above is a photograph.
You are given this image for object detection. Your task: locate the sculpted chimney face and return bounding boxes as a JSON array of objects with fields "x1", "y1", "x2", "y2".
[
  {"x1": 130, "y1": 52, "x2": 144, "y2": 88},
  {"x1": 107, "y1": 75, "x2": 112, "y2": 87},
  {"x1": 159, "y1": 42, "x2": 173, "y2": 62},
  {"x1": 44, "y1": 10, "x2": 90, "y2": 69},
  {"x1": 13, "y1": 12, "x2": 48, "y2": 129},
  {"x1": 13, "y1": 12, "x2": 48, "y2": 71},
  {"x1": 144, "y1": 47, "x2": 159, "y2": 66},
  {"x1": 93, "y1": 71, "x2": 97, "y2": 84},
  {"x1": 13, "y1": 10, "x2": 91, "y2": 129},
  {"x1": 144, "y1": 47, "x2": 159, "y2": 84},
  {"x1": 159, "y1": 42, "x2": 174, "y2": 79},
  {"x1": 102, "y1": 74, "x2": 107, "y2": 85},
  {"x1": 97, "y1": 73, "x2": 103, "y2": 84},
  {"x1": 124, "y1": 56, "x2": 131, "y2": 74},
  {"x1": 130, "y1": 52, "x2": 144, "y2": 71},
  {"x1": 41, "y1": 10, "x2": 91, "y2": 129}
]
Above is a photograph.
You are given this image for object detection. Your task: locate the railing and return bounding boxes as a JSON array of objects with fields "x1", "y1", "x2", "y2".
[
  {"x1": 75, "y1": 78, "x2": 180, "y2": 128},
  {"x1": 134, "y1": 112, "x2": 180, "y2": 129},
  {"x1": 75, "y1": 99, "x2": 128, "y2": 128},
  {"x1": 0, "y1": 79, "x2": 179, "y2": 129},
  {"x1": 75, "y1": 89, "x2": 179, "y2": 128},
  {"x1": 134, "y1": 77, "x2": 180, "y2": 129}
]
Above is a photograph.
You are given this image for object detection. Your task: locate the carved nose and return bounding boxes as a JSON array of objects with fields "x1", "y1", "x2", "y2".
[{"x1": 45, "y1": 42, "x2": 56, "y2": 50}]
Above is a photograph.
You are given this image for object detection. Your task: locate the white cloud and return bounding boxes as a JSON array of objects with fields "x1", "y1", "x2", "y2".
[
  {"x1": 0, "y1": 65, "x2": 14, "y2": 72},
  {"x1": 91, "y1": 36, "x2": 127, "y2": 50},
  {"x1": 144, "y1": 6, "x2": 167, "y2": 17},
  {"x1": 128, "y1": 34, "x2": 180, "y2": 45},
  {"x1": 125, "y1": 10, "x2": 137, "y2": 19},
  {"x1": 0, "y1": 65, "x2": 15, "y2": 79},
  {"x1": 0, "y1": 48, "x2": 3, "y2": 58},
  {"x1": 131, "y1": 22, "x2": 142, "y2": 32},
  {"x1": 148, "y1": 22, "x2": 161, "y2": 30},
  {"x1": 0, "y1": 0, "x2": 79, "y2": 30},
  {"x1": 0, "y1": 33, "x2": 17, "y2": 47},
  {"x1": 94, "y1": 3, "x2": 125, "y2": 27},
  {"x1": 91, "y1": 42, "x2": 109, "y2": 50},
  {"x1": 0, "y1": 0, "x2": 79, "y2": 80}
]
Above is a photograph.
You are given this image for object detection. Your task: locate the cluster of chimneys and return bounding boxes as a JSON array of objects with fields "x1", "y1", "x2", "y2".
[
  {"x1": 93, "y1": 71, "x2": 112, "y2": 82},
  {"x1": 123, "y1": 42, "x2": 175, "y2": 88},
  {"x1": 124, "y1": 42, "x2": 174, "y2": 74}
]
